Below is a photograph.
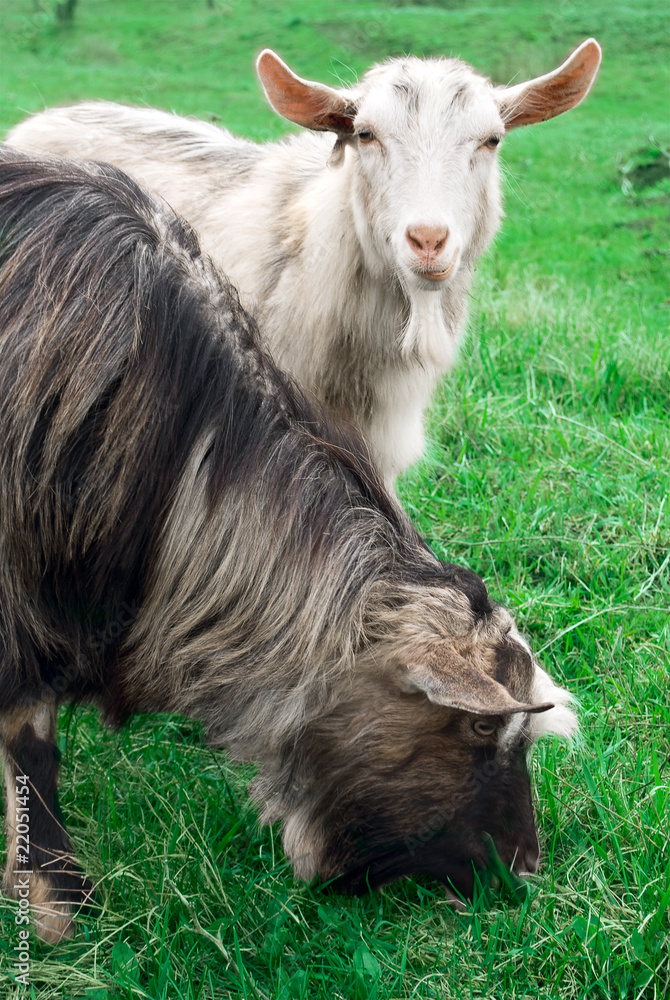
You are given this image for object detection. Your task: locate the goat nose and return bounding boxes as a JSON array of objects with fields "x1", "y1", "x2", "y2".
[
  {"x1": 405, "y1": 225, "x2": 449, "y2": 255},
  {"x1": 520, "y1": 844, "x2": 540, "y2": 875}
]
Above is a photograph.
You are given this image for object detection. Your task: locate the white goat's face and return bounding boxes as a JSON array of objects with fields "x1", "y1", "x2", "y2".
[
  {"x1": 348, "y1": 58, "x2": 505, "y2": 289},
  {"x1": 256, "y1": 40, "x2": 602, "y2": 287}
]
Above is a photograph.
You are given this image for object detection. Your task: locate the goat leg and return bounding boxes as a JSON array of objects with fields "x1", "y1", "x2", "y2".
[{"x1": 1, "y1": 698, "x2": 94, "y2": 943}]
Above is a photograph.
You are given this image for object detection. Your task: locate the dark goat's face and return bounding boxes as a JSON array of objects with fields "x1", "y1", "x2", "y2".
[
  {"x1": 262, "y1": 629, "x2": 576, "y2": 901},
  {"x1": 328, "y1": 702, "x2": 542, "y2": 899}
]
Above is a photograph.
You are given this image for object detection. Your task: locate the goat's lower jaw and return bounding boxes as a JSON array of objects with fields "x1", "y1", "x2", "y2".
[
  {"x1": 421, "y1": 267, "x2": 453, "y2": 282},
  {"x1": 410, "y1": 250, "x2": 460, "y2": 284},
  {"x1": 410, "y1": 250, "x2": 460, "y2": 291}
]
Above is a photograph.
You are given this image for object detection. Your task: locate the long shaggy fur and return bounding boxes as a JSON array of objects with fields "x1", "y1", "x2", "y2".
[{"x1": 0, "y1": 147, "x2": 575, "y2": 942}]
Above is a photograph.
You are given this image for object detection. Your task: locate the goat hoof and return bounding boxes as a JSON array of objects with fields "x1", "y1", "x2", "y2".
[
  {"x1": 6, "y1": 868, "x2": 96, "y2": 944},
  {"x1": 33, "y1": 905, "x2": 76, "y2": 944}
]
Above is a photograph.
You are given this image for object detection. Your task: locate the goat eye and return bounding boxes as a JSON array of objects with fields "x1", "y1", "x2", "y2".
[
  {"x1": 473, "y1": 720, "x2": 497, "y2": 737},
  {"x1": 357, "y1": 129, "x2": 376, "y2": 144},
  {"x1": 482, "y1": 135, "x2": 502, "y2": 150}
]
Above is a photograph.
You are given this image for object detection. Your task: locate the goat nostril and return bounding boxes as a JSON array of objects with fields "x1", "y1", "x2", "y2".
[{"x1": 406, "y1": 230, "x2": 424, "y2": 252}]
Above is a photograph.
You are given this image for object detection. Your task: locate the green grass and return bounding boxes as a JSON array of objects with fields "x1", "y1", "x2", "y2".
[{"x1": 0, "y1": 1, "x2": 668, "y2": 997}]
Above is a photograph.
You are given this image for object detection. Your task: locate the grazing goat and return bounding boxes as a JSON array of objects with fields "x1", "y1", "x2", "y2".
[
  {"x1": 7, "y1": 40, "x2": 602, "y2": 488},
  {"x1": 0, "y1": 149, "x2": 576, "y2": 944}
]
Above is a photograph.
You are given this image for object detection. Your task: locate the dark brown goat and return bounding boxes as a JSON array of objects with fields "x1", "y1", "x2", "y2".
[{"x1": 0, "y1": 148, "x2": 576, "y2": 943}]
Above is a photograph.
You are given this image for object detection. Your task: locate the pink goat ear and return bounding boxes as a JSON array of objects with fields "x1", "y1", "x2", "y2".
[
  {"x1": 256, "y1": 49, "x2": 356, "y2": 134},
  {"x1": 496, "y1": 38, "x2": 602, "y2": 130},
  {"x1": 406, "y1": 645, "x2": 553, "y2": 716}
]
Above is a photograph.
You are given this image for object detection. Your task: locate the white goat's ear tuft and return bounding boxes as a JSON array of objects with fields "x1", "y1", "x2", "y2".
[
  {"x1": 527, "y1": 665, "x2": 579, "y2": 740},
  {"x1": 256, "y1": 49, "x2": 356, "y2": 134},
  {"x1": 497, "y1": 38, "x2": 602, "y2": 130}
]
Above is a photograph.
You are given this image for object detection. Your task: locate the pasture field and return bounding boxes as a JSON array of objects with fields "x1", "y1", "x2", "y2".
[{"x1": 0, "y1": 1, "x2": 668, "y2": 997}]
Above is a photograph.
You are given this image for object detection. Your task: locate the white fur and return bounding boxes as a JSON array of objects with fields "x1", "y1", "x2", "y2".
[
  {"x1": 502, "y1": 623, "x2": 578, "y2": 741},
  {"x1": 528, "y1": 664, "x2": 578, "y2": 740}
]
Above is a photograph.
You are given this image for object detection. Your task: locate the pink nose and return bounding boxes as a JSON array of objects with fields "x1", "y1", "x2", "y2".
[{"x1": 405, "y1": 225, "x2": 449, "y2": 257}]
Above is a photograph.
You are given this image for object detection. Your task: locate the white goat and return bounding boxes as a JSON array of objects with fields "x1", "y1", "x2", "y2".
[{"x1": 7, "y1": 40, "x2": 601, "y2": 488}]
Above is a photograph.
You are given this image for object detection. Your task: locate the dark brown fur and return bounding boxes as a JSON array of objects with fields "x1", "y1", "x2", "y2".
[{"x1": 0, "y1": 147, "x2": 572, "y2": 942}]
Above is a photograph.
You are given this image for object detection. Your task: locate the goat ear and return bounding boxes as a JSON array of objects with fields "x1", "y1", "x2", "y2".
[
  {"x1": 496, "y1": 38, "x2": 602, "y2": 130},
  {"x1": 405, "y1": 645, "x2": 553, "y2": 716},
  {"x1": 256, "y1": 49, "x2": 356, "y2": 134}
]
